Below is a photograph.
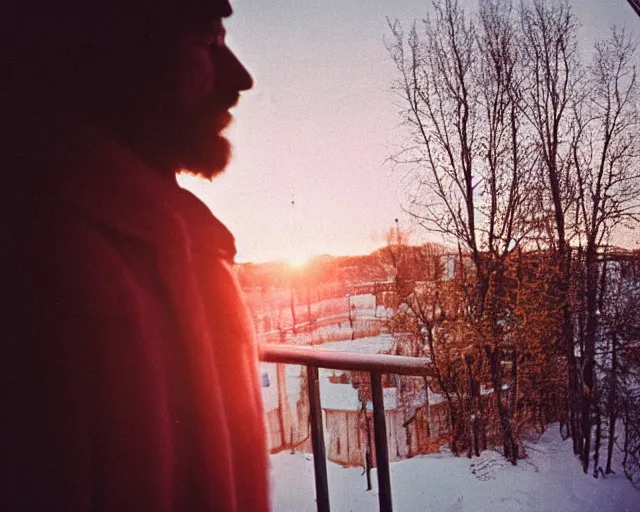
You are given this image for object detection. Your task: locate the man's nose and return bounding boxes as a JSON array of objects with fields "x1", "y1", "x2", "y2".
[{"x1": 219, "y1": 46, "x2": 253, "y2": 92}]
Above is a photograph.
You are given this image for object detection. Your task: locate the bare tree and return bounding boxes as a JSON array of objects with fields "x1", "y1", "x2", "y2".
[
  {"x1": 387, "y1": 0, "x2": 537, "y2": 463},
  {"x1": 475, "y1": 0, "x2": 539, "y2": 463},
  {"x1": 387, "y1": 0, "x2": 640, "y2": 475},
  {"x1": 519, "y1": 0, "x2": 580, "y2": 252},
  {"x1": 519, "y1": 0, "x2": 583, "y2": 456},
  {"x1": 600, "y1": 253, "x2": 640, "y2": 487},
  {"x1": 386, "y1": 0, "x2": 481, "y2": 272},
  {"x1": 571, "y1": 27, "x2": 640, "y2": 473}
]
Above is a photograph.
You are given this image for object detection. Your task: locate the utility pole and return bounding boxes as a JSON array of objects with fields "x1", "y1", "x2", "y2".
[
  {"x1": 289, "y1": 188, "x2": 297, "y2": 333},
  {"x1": 394, "y1": 218, "x2": 400, "y2": 245},
  {"x1": 290, "y1": 187, "x2": 298, "y2": 262}
]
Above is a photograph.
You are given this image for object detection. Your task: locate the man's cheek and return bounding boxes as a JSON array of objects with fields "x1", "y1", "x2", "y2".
[{"x1": 178, "y1": 49, "x2": 215, "y2": 109}]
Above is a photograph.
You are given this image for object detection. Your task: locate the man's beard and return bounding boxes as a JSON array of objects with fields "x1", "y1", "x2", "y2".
[
  {"x1": 130, "y1": 87, "x2": 239, "y2": 180},
  {"x1": 160, "y1": 105, "x2": 233, "y2": 180}
]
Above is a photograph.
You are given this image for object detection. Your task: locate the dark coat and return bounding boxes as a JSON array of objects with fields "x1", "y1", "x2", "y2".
[{"x1": 0, "y1": 116, "x2": 269, "y2": 511}]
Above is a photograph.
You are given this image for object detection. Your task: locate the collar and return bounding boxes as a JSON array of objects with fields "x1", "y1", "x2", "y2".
[{"x1": 36, "y1": 112, "x2": 237, "y2": 263}]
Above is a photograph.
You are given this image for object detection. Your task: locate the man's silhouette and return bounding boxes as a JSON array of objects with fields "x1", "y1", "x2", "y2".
[{"x1": 0, "y1": 1, "x2": 269, "y2": 509}]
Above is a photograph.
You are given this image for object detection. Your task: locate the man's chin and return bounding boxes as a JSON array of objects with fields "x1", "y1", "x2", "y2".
[{"x1": 180, "y1": 136, "x2": 231, "y2": 180}]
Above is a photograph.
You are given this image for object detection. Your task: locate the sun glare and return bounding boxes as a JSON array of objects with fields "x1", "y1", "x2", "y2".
[
  {"x1": 289, "y1": 255, "x2": 309, "y2": 269},
  {"x1": 285, "y1": 251, "x2": 310, "y2": 269}
]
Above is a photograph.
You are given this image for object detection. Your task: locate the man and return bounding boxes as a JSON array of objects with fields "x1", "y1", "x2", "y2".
[{"x1": 0, "y1": 1, "x2": 269, "y2": 510}]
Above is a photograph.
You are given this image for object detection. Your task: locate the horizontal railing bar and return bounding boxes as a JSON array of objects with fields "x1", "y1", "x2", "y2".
[{"x1": 258, "y1": 344, "x2": 433, "y2": 376}]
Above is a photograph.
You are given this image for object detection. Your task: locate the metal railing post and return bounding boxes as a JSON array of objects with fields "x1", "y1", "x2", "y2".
[
  {"x1": 307, "y1": 364, "x2": 330, "y2": 512},
  {"x1": 371, "y1": 371, "x2": 393, "y2": 512}
]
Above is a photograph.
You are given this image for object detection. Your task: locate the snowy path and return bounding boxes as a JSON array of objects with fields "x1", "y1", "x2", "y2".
[{"x1": 269, "y1": 425, "x2": 639, "y2": 512}]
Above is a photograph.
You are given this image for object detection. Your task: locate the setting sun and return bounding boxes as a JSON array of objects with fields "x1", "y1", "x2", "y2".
[{"x1": 284, "y1": 251, "x2": 310, "y2": 269}]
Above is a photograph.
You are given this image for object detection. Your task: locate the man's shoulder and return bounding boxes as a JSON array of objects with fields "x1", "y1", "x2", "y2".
[
  {"x1": 2, "y1": 185, "x2": 149, "y2": 308},
  {"x1": 4, "y1": 183, "x2": 116, "y2": 254}
]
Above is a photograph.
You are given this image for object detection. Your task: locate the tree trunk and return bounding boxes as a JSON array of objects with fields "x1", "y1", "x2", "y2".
[
  {"x1": 425, "y1": 328, "x2": 460, "y2": 456},
  {"x1": 486, "y1": 346, "x2": 517, "y2": 464},
  {"x1": 582, "y1": 245, "x2": 598, "y2": 473},
  {"x1": 465, "y1": 355, "x2": 481, "y2": 457},
  {"x1": 565, "y1": 249, "x2": 582, "y2": 457},
  {"x1": 424, "y1": 377, "x2": 432, "y2": 439},
  {"x1": 289, "y1": 286, "x2": 297, "y2": 333},
  {"x1": 606, "y1": 332, "x2": 618, "y2": 474},
  {"x1": 593, "y1": 398, "x2": 601, "y2": 478},
  {"x1": 511, "y1": 348, "x2": 521, "y2": 458},
  {"x1": 361, "y1": 403, "x2": 373, "y2": 491},
  {"x1": 347, "y1": 295, "x2": 354, "y2": 340}
]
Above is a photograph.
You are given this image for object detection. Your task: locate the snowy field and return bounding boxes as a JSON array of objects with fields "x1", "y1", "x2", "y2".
[{"x1": 269, "y1": 424, "x2": 639, "y2": 512}]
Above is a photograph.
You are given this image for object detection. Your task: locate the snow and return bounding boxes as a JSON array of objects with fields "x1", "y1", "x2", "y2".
[
  {"x1": 269, "y1": 425, "x2": 639, "y2": 511},
  {"x1": 319, "y1": 381, "x2": 399, "y2": 411},
  {"x1": 318, "y1": 382, "x2": 362, "y2": 411},
  {"x1": 319, "y1": 334, "x2": 394, "y2": 354},
  {"x1": 348, "y1": 293, "x2": 376, "y2": 308}
]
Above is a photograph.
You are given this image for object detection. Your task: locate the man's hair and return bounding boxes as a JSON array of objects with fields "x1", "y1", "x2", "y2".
[
  {"x1": 1, "y1": 1, "x2": 232, "y2": 103},
  {"x1": 0, "y1": 0, "x2": 236, "y2": 178},
  {"x1": 1, "y1": 1, "x2": 233, "y2": 148},
  {"x1": 1, "y1": 1, "x2": 232, "y2": 46}
]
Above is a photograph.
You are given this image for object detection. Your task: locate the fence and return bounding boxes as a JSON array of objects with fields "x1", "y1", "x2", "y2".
[{"x1": 258, "y1": 343, "x2": 433, "y2": 512}]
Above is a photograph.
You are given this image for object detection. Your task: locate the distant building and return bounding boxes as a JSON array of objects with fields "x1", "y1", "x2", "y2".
[{"x1": 321, "y1": 377, "x2": 449, "y2": 467}]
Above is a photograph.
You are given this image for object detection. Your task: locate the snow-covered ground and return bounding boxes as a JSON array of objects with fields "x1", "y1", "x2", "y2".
[{"x1": 269, "y1": 424, "x2": 639, "y2": 512}]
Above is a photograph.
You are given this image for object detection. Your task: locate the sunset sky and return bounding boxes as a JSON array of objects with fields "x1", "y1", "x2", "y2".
[{"x1": 179, "y1": 0, "x2": 639, "y2": 264}]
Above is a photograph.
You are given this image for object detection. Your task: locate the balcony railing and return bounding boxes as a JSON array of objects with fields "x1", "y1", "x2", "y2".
[{"x1": 258, "y1": 343, "x2": 433, "y2": 512}]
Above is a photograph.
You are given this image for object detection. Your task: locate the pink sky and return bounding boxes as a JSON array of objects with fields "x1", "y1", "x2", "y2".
[{"x1": 180, "y1": 0, "x2": 638, "y2": 263}]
